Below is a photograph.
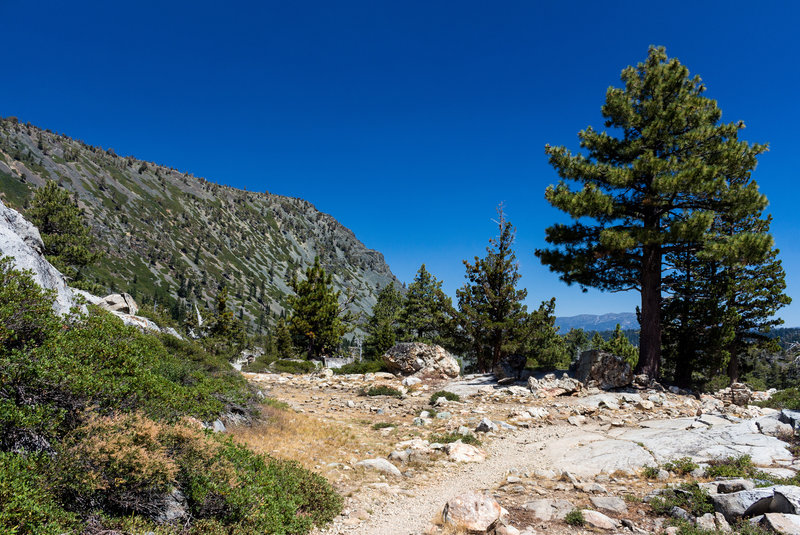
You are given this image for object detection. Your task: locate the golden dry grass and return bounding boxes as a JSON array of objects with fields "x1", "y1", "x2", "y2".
[{"x1": 230, "y1": 403, "x2": 391, "y2": 482}]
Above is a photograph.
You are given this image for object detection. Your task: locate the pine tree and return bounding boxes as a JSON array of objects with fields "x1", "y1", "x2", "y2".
[
  {"x1": 536, "y1": 46, "x2": 771, "y2": 380},
  {"x1": 287, "y1": 257, "x2": 352, "y2": 359},
  {"x1": 397, "y1": 264, "x2": 456, "y2": 348},
  {"x1": 563, "y1": 328, "x2": 591, "y2": 363},
  {"x1": 456, "y1": 206, "x2": 528, "y2": 372},
  {"x1": 27, "y1": 180, "x2": 98, "y2": 281},
  {"x1": 602, "y1": 324, "x2": 639, "y2": 367},
  {"x1": 274, "y1": 317, "x2": 294, "y2": 358},
  {"x1": 363, "y1": 284, "x2": 403, "y2": 359},
  {"x1": 517, "y1": 298, "x2": 568, "y2": 369}
]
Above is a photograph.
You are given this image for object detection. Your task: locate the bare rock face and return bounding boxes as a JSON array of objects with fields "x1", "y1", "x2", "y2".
[
  {"x1": 0, "y1": 200, "x2": 82, "y2": 315},
  {"x1": 575, "y1": 350, "x2": 633, "y2": 390},
  {"x1": 99, "y1": 292, "x2": 139, "y2": 315},
  {"x1": 442, "y1": 492, "x2": 502, "y2": 532},
  {"x1": 382, "y1": 343, "x2": 460, "y2": 378}
]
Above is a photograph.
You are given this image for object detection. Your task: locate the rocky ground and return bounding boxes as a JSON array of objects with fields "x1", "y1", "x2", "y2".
[{"x1": 230, "y1": 369, "x2": 800, "y2": 535}]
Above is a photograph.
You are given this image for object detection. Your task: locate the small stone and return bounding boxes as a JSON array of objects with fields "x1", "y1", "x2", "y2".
[
  {"x1": 346, "y1": 400, "x2": 355, "y2": 408},
  {"x1": 435, "y1": 411, "x2": 451, "y2": 419},
  {"x1": 696, "y1": 513, "x2": 716, "y2": 531},
  {"x1": 476, "y1": 417, "x2": 498, "y2": 433}
]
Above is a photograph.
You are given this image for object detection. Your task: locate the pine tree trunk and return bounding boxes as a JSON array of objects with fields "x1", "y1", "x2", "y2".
[
  {"x1": 727, "y1": 350, "x2": 740, "y2": 383},
  {"x1": 635, "y1": 243, "x2": 662, "y2": 380}
]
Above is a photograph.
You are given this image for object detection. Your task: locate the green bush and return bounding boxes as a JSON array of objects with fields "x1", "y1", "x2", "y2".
[
  {"x1": 565, "y1": 509, "x2": 585, "y2": 526},
  {"x1": 333, "y1": 359, "x2": 387, "y2": 375},
  {"x1": 53, "y1": 413, "x2": 341, "y2": 533},
  {"x1": 758, "y1": 388, "x2": 800, "y2": 410},
  {"x1": 272, "y1": 359, "x2": 318, "y2": 374},
  {"x1": 642, "y1": 466, "x2": 660, "y2": 479},
  {"x1": 0, "y1": 259, "x2": 342, "y2": 533},
  {"x1": 663, "y1": 457, "x2": 699, "y2": 475},
  {"x1": 364, "y1": 385, "x2": 403, "y2": 398},
  {"x1": 649, "y1": 482, "x2": 713, "y2": 517},
  {"x1": 372, "y1": 422, "x2": 395, "y2": 430},
  {"x1": 429, "y1": 432, "x2": 481, "y2": 446},
  {"x1": 429, "y1": 390, "x2": 460, "y2": 404},
  {"x1": 705, "y1": 455, "x2": 755, "y2": 479},
  {"x1": 0, "y1": 452, "x2": 78, "y2": 535},
  {"x1": 242, "y1": 353, "x2": 277, "y2": 373}
]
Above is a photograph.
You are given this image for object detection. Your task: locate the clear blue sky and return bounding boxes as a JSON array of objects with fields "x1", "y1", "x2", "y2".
[{"x1": 2, "y1": 1, "x2": 798, "y2": 326}]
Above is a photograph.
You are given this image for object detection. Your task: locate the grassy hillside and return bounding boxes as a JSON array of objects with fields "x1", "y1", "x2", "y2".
[{"x1": 0, "y1": 117, "x2": 399, "y2": 334}]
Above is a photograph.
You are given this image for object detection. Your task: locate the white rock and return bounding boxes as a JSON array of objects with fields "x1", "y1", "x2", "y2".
[
  {"x1": 581, "y1": 509, "x2": 617, "y2": 530},
  {"x1": 442, "y1": 492, "x2": 501, "y2": 532},
  {"x1": 0, "y1": 200, "x2": 83, "y2": 315},
  {"x1": 445, "y1": 441, "x2": 486, "y2": 463},
  {"x1": 356, "y1": 458, "x2": 402, "y2": 477}
]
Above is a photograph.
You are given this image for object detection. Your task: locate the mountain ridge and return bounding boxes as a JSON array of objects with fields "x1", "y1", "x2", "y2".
[
  {"x1": 0, "y1": 117, "x2": 400, "y2": 333},
  {"x1": 555, "y1": 312, "x2": 638, "y2": 332}
]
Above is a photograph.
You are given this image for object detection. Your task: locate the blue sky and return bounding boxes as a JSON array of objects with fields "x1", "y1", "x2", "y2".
[{"x1": 2, "y1": 1, "x2": 798, "y2": 326}]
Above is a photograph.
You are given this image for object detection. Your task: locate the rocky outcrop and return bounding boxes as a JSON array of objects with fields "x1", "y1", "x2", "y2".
[
  {"x1": 575, "y1": 349, "x2": 633, "y2": 389},
  {"x1": 527, "y1": 373, "x2": 583, "y2": 397},
  {"x1": 99, "y1": 292, "x2": 138, "y2": 315},
  {"x1": 382, "y1": 343, "x2": 460, "y2": 378},
  {"x1": 0, "y1": 200, "x2": 81, "y2": 315},
  {"x1": 715, "y1": 382, "x2": 753, "y2": 406}
]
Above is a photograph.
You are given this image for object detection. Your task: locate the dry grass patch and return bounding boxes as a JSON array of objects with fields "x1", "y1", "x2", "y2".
[{"x1": 230, "y1": 403, "x2": 389, "y2": 479}]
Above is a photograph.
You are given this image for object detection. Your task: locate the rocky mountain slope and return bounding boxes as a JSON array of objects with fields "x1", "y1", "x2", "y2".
[{"x1": 0, "y1": 117, "x2": 400, "y2": 332}]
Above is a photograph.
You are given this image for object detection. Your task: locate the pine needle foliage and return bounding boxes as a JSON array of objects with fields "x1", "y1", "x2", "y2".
[
  {"x1": 537, "y1": 46, "x2": 771, "y2": 379},
  {"x1": 288, "y1": 257, "x2": 352, "y2": 359},
  {"x1": 457, "y1": 205, "x2": 528, "y2": 372},
  {"x1": 27, "y1": 180, "x2": 98, "y2": 282}
]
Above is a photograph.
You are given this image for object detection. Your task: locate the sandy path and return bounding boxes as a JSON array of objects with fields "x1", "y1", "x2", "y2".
[{"x1": 318, "y1": 424, "x2": 571, "y2": 535}]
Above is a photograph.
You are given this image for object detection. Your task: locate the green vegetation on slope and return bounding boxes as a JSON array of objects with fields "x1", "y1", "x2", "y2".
[{"x1": 0, "y1": 257, "x2": 341, "y2": 534}]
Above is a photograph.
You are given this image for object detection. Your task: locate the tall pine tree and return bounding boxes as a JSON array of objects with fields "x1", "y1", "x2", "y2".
[
  {"x1": 457, "y1": 206, "x2": 528, "y2": 372},
  {"x1": 363, "y1": 283, "x2": 403, "y2": 359},
  {"x1": 536, "y1": 46, "x2": 771, "y2": 380},
  {"x1": 398, "y1": 264, "x2": 455, "y2": 348},
  {"x1": 288, "y1": 257, "x2": 352, "y2": 359}
]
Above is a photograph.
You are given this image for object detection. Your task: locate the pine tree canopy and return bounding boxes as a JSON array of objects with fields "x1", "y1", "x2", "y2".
[
  {"x1": 288, "y1": 256, "x2": 352, "y2": 359},
  {"x1": 27, "y1": 180, "x2": 98, "y2": 280},
  {"x1": 363, "y1": 283, "x2": 403, "y2": 359},
  {"x1": 536, "y1": 46, "x2": 772, "y2": 379},
  {"x1": 398, "y1": 264, "x2": 455, "y2": 348}
]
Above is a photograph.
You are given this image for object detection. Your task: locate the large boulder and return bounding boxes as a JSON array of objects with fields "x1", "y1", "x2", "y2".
[
  {"x1": 575, "y1": 350, "x2": 633, "y2": 389},
  {"x1": 442, "y1": 492, "x2": 502, "y2": 532},
  {"x1": 0, "y1": 200, "x2": 82, "y2": 315},
  {"x1": 99, "y1": 292, "x2": 138, "y2": 315},
  {"x1": 382, "y1": 342, "x2": 460, "y2": 378}
]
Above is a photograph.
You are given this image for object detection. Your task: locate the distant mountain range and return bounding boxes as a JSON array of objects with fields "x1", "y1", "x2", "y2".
[{"x1": 555, "y1": 312, "x2": 638, "y2": 332}]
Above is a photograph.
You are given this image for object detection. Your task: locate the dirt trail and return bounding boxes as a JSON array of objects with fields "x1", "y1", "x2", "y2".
[{"x1": 317, "y1": 424, "x2": 571, "y2": 535}]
